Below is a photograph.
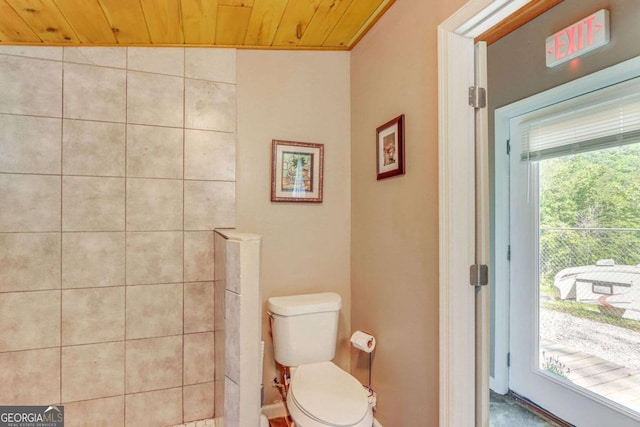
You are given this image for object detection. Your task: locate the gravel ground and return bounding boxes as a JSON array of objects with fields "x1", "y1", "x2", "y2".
[{"x1": 540, "y1": 308, "x2": 640, "y2": 371}]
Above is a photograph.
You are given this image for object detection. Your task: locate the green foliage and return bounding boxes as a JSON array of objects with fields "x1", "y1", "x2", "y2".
[
  {"x1": 541, "y1": 351, "x2": 570, "y2": 378},
  {"x1": 539, "y1": 144, "x2": 640, "y2": 284},
  {"x1": 540, "y1": 144, "x2": 640, "y2": 229}
]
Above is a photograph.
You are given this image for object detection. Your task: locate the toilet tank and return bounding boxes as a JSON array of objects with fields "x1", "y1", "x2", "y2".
[{"x1": 268, "y1": 292, "x2": 341, "y2": 367}]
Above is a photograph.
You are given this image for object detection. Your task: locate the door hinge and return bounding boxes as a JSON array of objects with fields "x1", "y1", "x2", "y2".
[
  {"x1": 507, "y1": 352, "x2": 511, "y2": 367},
  {"x1": 507, "y1": 245, "x2": 511, "y2": 261},
  {"x1": 506, "y1": 139, "x2": 511, "y2": 155},
  {"x1": 468, "y1": 86, "x2": 487, "y2": 108},
  {"x1": 469, "y1": 264, "x2": 489, "y2": 287}
]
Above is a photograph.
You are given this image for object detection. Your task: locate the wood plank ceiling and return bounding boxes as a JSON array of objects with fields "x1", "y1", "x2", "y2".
[{"x1": 0, "y1": 0, "x2": 395, "y2": 50}]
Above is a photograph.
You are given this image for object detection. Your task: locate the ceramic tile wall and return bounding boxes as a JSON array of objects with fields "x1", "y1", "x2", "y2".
[
  {"x1": 215, "y1": 231, "x2": 262, "y2": 427},
  {"x1": 0, "y1": 46, "x2": 236, "y2": 427}
]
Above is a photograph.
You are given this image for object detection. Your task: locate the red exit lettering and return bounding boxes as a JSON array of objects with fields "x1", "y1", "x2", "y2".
[
  {"x1": 546, "y1": 10, "x2": 609, "y2": 68},
  {"x1": 554, "y1": 15, "x2": 598, "y2": 60}
]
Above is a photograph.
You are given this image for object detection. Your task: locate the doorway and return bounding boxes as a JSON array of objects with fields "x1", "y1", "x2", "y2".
[
  {"x1": 496, "y1": 60, "x2": 640, "y2": 427},
  {"x1": 440, "y1": 1, "x2": 640, "y2": 426}
]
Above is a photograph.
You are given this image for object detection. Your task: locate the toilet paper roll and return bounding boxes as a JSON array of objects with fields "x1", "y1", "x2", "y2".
[{"x1": 350, "y1": 330, "x2": 376, "y2": 353}]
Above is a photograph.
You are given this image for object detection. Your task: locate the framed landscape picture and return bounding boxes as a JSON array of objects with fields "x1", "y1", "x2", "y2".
[
  {"x1": 376, "y1": 114, "x2": 405, "y2": 180},
  {"x1": 271, "y1": 140, "x2": 324, "y2": 203}
]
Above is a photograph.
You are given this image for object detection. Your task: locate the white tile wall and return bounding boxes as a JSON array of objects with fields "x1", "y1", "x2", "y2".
[
  {"x1": 0, "y1": 174, "x2": 61, "y2": 232},
  {"x1": 127, "y1": 71, "x2": 184, "y2": 127},
  {"x1": 126, "y1": 283, "x2": 183, "y2": 339},
  {"x1": 0, "y1": 114, "x2": 61, "y2": 174},
  {"x1": 185, "y1": 48, "x2": 236, "y2": 84},
  {"x1": 128, "y1": 47, "x2": 185, "y2": 77},
  {"x1": 185, "y1": 79, "x2": 236, "y2": 132},
  {"x1": 0, "y1": 46, "x2": 237, "y2": 425},
  {"x1": 62, "y1": 176, "x2": 126, "y2": 231},
  {"x1": 0, "y1": 45, "x2": 62, "y2": 60},
  {"x1": 63, "y1": 47, "x2": 126, "y2": 68},
  {"x1": 62, "y1": 119, "x2": 126, "y2": 177},
  {"x1": 184, "y1": 181, "x2": 236, "y2": 230},
  {"x1": 61, "y1": 287, "x2": 125, "y2": 345},
  {"x1": 125, "y1": 231, "x2": 183, "y2": 285},
  {"x1": 217, "y1": 231, "x2": 262, "y2": 427},
  {"x1": 0, "y1": 55, "x2": 62, "y2": 117},
  {"x1": 0, "y1": 233, "x2": 61, "y2": 292},
  {"x1": 63, "y1": 63, "x2": 126, "y2": 122},
  {"x1": 126, "y1": 178, "x2": 183, "y2": 231},
  {"x1": 185, "y1": 129, "x2": 236, "y2": 181},
  {"x1": 61, "y1": 232, "x2": 125, "y2": 288},
  {"x1": 126, "y1": 124, "x2": 183, "y2": 179}
]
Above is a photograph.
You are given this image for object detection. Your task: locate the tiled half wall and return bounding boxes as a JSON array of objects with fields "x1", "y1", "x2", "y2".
[
  {"x1": 214, "y1": 230, "x2": 262, "y2": 427},
  {"x1": 0, "y1": 46, "x2": 236, "y2": 427}
]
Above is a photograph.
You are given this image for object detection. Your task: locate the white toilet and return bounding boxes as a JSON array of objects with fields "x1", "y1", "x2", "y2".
[{"x1": 268, "y1": 292, "x2": 373, "y2": 427}]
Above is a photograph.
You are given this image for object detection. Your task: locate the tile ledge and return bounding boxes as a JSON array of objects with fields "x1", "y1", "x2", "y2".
[{"x1": 214, "y1": 229, "x2": 262, "y2": 242}]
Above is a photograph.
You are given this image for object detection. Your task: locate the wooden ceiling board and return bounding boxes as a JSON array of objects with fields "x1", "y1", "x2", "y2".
[
  {"x1": 6, "y1": 0, "x2": 79, "y2": 42},
  {"x1": 140, "y1": 0, "x2": 184, "y2": 44},
  {"x1": 218, "y1": 0, "x2": 254, "y2": 6},
  {"x1": 0, "y1": 0, "x2": 396, "y2": 48},
  {"x1": 344, "y1": 0, "x2": 393, "y2": 48},
  {"x1": 299, "y1": 0, "x2": 353, "y2": 47},
  {"x1": 271, "y1": 0, "x2": 322, "y2": 47},
  {"x1": 53, "y1": 0, "x2": 116, "y2": 43},
  {"x1": 244, "y1": 0, "x2": 288, "y2": 46},
  {"x1": 98, "y1": 0, "x2": 150, "y2": 44},
  {"x1": 215, "y1": 5, "x2": 251, "y2": 46},
  {"x1": 181, "y1": 0, "x2": 217, "y2": 44},
  {"x1": 324, "y1": 0, "x2": 383, "y2": 47},
  {"x1": 0, "y1": 0, "x2": 40, "y2": 42}
]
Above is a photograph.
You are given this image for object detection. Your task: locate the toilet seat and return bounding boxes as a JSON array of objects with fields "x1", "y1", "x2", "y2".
[{"x1": 288, "y1": 361, "x2": 371, "y2": 426}]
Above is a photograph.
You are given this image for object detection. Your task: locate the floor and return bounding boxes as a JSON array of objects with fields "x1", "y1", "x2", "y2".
[
  {"x1": 268, "y1": 417, "x2": 291, "y2": 427},
  {"x1": 267, "y1": 397, "x2": 558, "y2": 427},
  {"x1": 490, "y1": 391, "x2": 560, "y2": 427},
  {"x1": 170, "y1": 419, "x2": 218, "y2": 427}
]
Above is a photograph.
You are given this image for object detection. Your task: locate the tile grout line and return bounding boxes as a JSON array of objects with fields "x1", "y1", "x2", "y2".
[
  {"x1": 182, "y1": 46, "x2": 187, "y2": 424},
  {"x1": 59, "y1": 54, "x2": 64, "y2": 407},
  {"x1": 123, "y1": 45, "x2": 128, "y2": 425}
]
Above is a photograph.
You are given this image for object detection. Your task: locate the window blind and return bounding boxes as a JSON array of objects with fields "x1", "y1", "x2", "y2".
[{"x1": 520, "y1": 78, "x2": 640, "y2": 161}]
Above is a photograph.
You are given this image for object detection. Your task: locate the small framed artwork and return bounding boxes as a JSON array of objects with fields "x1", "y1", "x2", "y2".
[
  {"x1": 376, "y1": 114, "x2": 405, "y2": 180},
  {"x1": 271, "y1": 140, "x2": 324, "y2": 203}
]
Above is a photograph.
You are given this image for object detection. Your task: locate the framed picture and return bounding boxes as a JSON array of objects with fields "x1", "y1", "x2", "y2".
[
  {"x1": 376, "y1": 114, "x2": 405, "y2": 180},
  {"x1": 271, "y1": 140, "x2": 324, "y2": 203}
]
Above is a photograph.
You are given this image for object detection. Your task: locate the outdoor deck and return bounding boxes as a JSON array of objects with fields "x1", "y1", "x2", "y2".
[{"x1": 541, "y1": 339, "x2": 640, "y2": 414}]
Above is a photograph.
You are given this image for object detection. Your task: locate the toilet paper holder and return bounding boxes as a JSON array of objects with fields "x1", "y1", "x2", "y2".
[{"x1": 350, "y1": 330, "x2": 375, "y2": 392}]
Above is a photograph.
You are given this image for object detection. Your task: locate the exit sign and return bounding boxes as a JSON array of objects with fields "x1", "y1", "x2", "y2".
[{"x1": 546, "y1": 9, "x2": 610, "y2": 68}]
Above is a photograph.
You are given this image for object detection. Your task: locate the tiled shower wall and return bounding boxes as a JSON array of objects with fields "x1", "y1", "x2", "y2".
[{"x1": 0, "y1": 46, "x2": 236, "y2": 426}]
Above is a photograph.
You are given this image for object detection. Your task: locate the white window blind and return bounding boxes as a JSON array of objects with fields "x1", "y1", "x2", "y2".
[{"x1": 520, "y1": 77, "x2": 640, "y2": 161}]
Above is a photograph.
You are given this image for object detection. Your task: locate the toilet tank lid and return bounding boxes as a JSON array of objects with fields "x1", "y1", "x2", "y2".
[{"x1": 268, "y1": 292, "x2": 341, "y2": 316}]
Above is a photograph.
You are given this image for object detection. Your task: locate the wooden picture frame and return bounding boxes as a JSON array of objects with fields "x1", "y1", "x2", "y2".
[
  {"x1": 376, "y1": 114, "x2": 405, "y2": 180},
  {"x1": 271, "y1": 140, "x2": 324, "y2": 203}
]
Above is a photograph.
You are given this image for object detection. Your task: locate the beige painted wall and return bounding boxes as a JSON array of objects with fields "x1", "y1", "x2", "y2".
[
  {"x1": 350, "y1": 0, "x2": 467, "y2": 424},
  {"x1": 236, "y1": 50, "x2": 351, "y2": 405}
]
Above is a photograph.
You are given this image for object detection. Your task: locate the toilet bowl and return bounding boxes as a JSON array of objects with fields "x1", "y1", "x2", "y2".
[
  {"x1": 267, "y1": 293, "x2": 373, "y2": 427},
  {"x1": 286, "y1": 362, "x2": 373, "y2": 427}
]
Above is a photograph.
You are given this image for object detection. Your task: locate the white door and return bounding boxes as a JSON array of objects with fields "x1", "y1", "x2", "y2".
[{"x1": 508, "y1": 74, "x2": 640, "y2": 427}]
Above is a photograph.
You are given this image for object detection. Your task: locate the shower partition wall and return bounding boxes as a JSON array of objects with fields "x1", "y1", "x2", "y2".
[{"x1": 214, "y1": 230, "x2": 263, "y2": 427}]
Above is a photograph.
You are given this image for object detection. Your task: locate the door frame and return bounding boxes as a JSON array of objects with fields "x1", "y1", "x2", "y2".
[
  {"x1": 440, "y1": 1, "x2": 640, "y2": 424},
  {"x1": 438, "y1": 1, "x2": 534, "y2": 425}
]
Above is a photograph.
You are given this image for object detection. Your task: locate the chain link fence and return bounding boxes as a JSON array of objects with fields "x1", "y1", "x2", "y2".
[{"x1": 540, "y1": 226, "x2": 640, "y2": 322}]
